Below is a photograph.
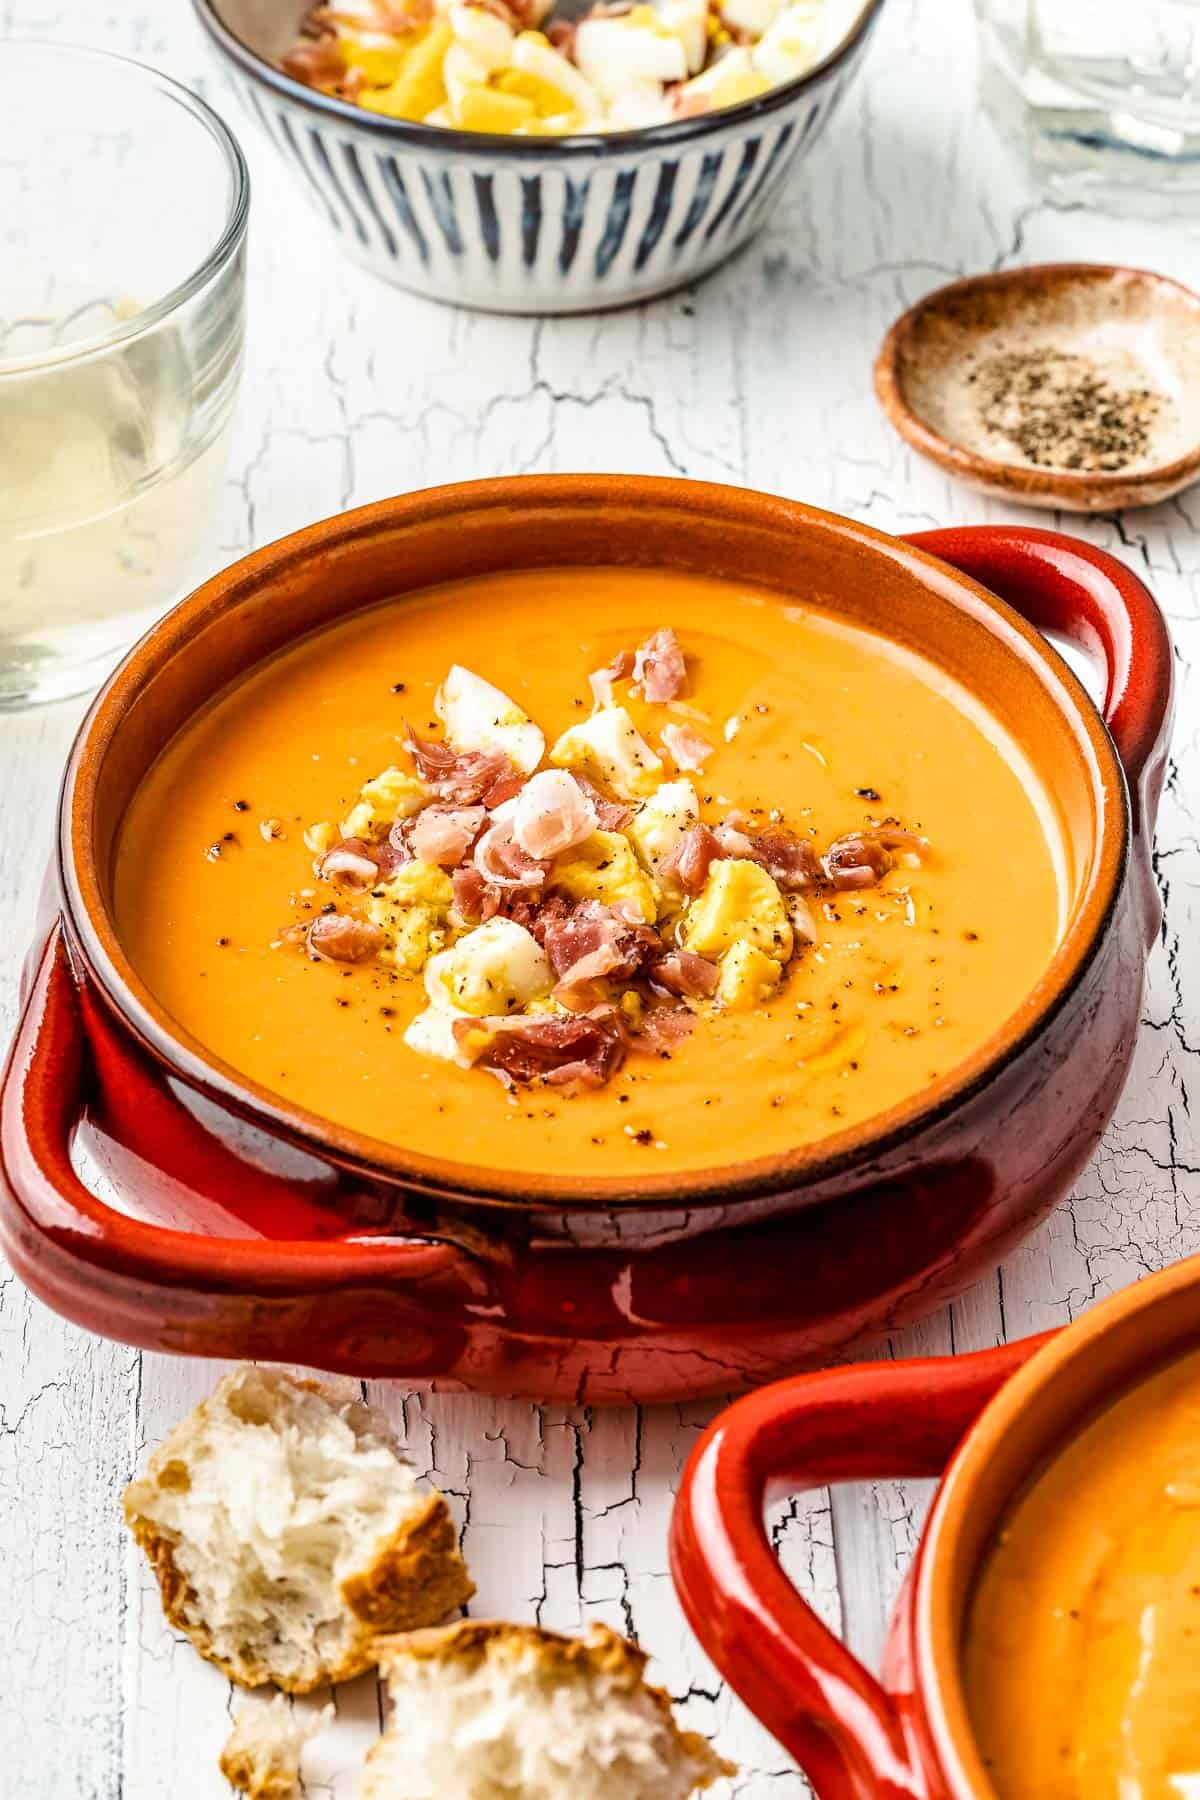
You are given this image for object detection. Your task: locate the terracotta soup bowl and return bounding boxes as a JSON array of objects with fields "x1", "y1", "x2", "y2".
[
  {"x1": 0, "y1": 477, "x2": 1173, "y2": 1402},
  {"x1": 670, "y1": 1254, "x2": 1200, "y2": 1796}
]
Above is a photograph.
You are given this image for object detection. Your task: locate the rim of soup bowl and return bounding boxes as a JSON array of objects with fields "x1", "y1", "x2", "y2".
[
  {"x1": 60, "y1": 474, "x2": 1127, "y2": 1210},
  {"x1": 915, "y1": 1254, "x2": 1200, "y2": 1797},
  {"x1": 191, "y1": 0, "x2": 885, "y2": 159}
]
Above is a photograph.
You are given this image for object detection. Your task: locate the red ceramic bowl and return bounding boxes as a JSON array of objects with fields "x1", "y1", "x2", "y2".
[
  {"x1": 0, "y1": 477, "x2": 1173, "y2": 1402},
  {"x1": 670, "y1": 1255, "x2": 1200, "y2": 1796}
]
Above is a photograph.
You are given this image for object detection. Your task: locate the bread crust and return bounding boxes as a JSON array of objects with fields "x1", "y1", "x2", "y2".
[
  {"x1": 370, "y1": 1620, "x2": 735, "y2": 1786},
  {"x1": 123, "y1": 1369, "x2": 474, "y2": 1692},
  {"x1": 218, "y1": 1740, "x2": 301, "y2": 1800}
]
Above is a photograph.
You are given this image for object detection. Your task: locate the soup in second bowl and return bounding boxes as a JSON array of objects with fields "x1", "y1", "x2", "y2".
[
  {"x1": 966, "y1": 1343, "x2": 1200, "y2": 1800},
  {"x1": 113, "y1": 565, "x2": 1066, "y2": 1179}
]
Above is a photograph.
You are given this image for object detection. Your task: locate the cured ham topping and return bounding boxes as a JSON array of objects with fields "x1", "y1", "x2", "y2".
[
  {"x1": 473, "y1": 817, "x2": 549, "y2": 891},
  {"x1": 318, "y1": 837, "x2": 381, "y2": 888},
  {"x1": 403, "y1": 727, "x2": 520, "y2": 807},
  {"x1": 662, "y1": 722, "x2": 713, "y2": 771},
  {"x1": 542, "y1": 900, "x2": 660, "y2": 1000},
  {"x1": 306, "y1": 913, "x2": 384, "y2": 963},
  {"x1": 408, "y1": 804, "x2": 487, "y2": 868},
  {"x1": 588, "y1": 650, "x2": 633, "y2": 713},
  {"x1": 461, "y1": 1007, "x2": 628, "y2": 1091},
  {"x1": 662, "y1": 823, "x2": 723, "y2": 895},
  {"x1": 648, "y1": 949, "x2": 720, "y2": 1000},
  {"x1": 571, "y1": 772, "x2": 632, "y2": 832},
  {"x1": 512, "y1": 769, "x2": 598, "y2": 859},
  {"x1": 636, "y1": 1003, "x2": 695, "y2": 1051},
  {"x1": 633, "y1": 627, "x2": 687, "y2": 704},
  {"x1": 745, "y1": 829, "x2": 821, "y2": 892},
  {"x1": 823, "y1": 828, "x2": 928, "y2": 890}
]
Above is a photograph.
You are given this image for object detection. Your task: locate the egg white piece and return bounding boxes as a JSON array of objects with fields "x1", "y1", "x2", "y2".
[
  {"x1": 403, "y1": 1005, "x2": 477, "y2": 1066},
  {"x1": 549, "y1": 705, "x2": 664, "y2": 801},
  {"x1": 447, "y1": 1, "x2": 515, "y2": 70},
  {"x1": 626, "y1": 777, "x2": 699, "y2": 875},
  {"x1": 435, "y1": 665, "x2": 545, "y2": 774},
  {"x1": 510, "y1": 31, "x2": 605, "y2": 115},
  {"x1": 425, "y1": 917, "x2": 554, "y2": 1017},
  {"x1": 574, "y1": 16, "x2": 688, "y2": 101},
  {"x1": 658, "y1": 0, "x2": 708, "y2": 72},
  {"x1": 750, "y1": 0, "x2": 824, "y2": 82}
]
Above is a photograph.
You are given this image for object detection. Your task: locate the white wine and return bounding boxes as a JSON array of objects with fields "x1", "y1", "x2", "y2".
[{"x1": 0, "y1": 319, "x2": 233, "y2": 708}]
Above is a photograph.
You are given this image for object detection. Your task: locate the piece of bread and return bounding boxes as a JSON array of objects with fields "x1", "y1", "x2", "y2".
[
  {"x1": 124, "y1": 1365, "x2": 474, "y2": 1692},
  {"x1": 220, "y1": 1692, "x2": 332, "y2": 1799},
  {"x1": 361, "y1": 1620, "x2": 735, "y2": 1798}
]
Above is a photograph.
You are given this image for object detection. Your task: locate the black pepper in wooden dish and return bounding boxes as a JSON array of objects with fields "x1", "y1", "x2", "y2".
[{"x1": 968, "y1": 348, "x2": 1164, "y2": 473}]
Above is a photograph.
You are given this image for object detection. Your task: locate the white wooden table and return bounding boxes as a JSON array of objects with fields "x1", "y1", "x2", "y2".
[{"x1": 3, "y1": 1, "x2": 1198, "y2": 1792}]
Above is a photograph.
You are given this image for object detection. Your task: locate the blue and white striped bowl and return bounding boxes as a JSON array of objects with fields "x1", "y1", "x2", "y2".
[{"x1": 194, "y1": 0, "x2": 884, "y2": 314}]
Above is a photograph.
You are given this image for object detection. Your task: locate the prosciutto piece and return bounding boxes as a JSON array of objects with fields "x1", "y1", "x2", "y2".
[
  {"x1": 473, "y1": 817, "x2": 549, "y2": 890},
  {"x1": 306, "y1": 912, "x2": 383, "y2": 963},
  {"x1": 588, "y1": 650, "x2": 633, "y2": 712},
  {"x1": 512, "y1": 769, "x2": 597, "y2": 859},
  {"x1": 823, "y1": 827, "x2": 928, "y2": 890},
  {"x1": 571, "y1": 772, "x2": 632, "y2": 832},
  {"x1": 633, "y1": 627, "x2": 687, "y2": 703},
  {"x1": 662, "y1": 721, "x2": 712, "y2": 771},
  {"x1": 636, "y1": 1003, "x2": 695, "y2": 1051},
  {"x1": 661, "y1": 823, "x2": 723, "y2": 895},
  {"x1": 460, "y1": 1005, "x2": 628, "y2": 1091},
  {"x1": 747, "y1": 829, "x2": 821, "y2": 892},
  {"x1": 648, "y1": 949, "x2": 719, "y2": 1000},
  {"x1": 408, "y1": 804, "x2": 486, "y2": 868},
  {"x1": 318, "y1": 837, "x2": 381, "y2": 889},
  {"x1": 542, "y1": 900, "x2": 660, "y2": 1000},
  {"x1": 404, "y1": 727, "x2": 519, "y2": 808}
]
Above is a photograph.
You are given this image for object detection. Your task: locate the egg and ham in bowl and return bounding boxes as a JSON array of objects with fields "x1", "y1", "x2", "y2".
[
  {"x1": 113, "y1": 566, "x2": 1065, "y2": 1179},
  {"x1": 289, "y1": 631, "x2": 930, "y2": 1098},
  {"x1": 282, "y1": 0, "x2": 834, "y2": 137}
]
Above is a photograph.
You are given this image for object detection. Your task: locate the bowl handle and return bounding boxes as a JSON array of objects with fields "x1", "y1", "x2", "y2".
[
  {"x1": 906, "y1": 525, "x2": 1173, "y2": 944},
  {"x1": 670, "y1": 1338, "x2": 1049, "y2": 1798},
  {"x1": 0, "y1": 925, "x2": 495, "y2": 1347}
]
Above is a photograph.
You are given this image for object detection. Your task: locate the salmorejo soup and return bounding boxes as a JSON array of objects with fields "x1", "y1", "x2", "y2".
[
  {"x1": 965, "y1": 1343, "x2": 1200, "y2": 1800},
  {"x1": 114, "y1": 565, "x2": 1066, "y2": 1179}
]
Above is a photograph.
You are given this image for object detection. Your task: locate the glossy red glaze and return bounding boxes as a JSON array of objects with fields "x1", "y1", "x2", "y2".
[
  {"x1": 0, "y1": 479, "x2": 1173, "y2": 1401},
  {"x1": 670, "y1": 1258, "x2": 1200, "y2": 1797}
]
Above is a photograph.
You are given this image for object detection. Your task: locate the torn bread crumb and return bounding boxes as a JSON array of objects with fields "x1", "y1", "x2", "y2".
[
  {"x1": 220, "y1": 1692, "x2": 332, "y2": 1799},
  {"x1": 362, "y1": 1619, "x2": 736, "y2": 1797},
  {"x1": 124, "y1": 1365, "x2": 474, "y2": 1692}
]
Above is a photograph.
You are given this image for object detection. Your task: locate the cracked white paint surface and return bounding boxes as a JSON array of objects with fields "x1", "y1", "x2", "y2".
[{"x1": 2, "y1": 0, "x2": 1198, "y2": 1793}]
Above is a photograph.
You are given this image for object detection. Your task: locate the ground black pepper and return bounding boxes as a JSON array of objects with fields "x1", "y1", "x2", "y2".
[{"x1": 969, "y1": 347, "x2": 1162, "y2": 472}]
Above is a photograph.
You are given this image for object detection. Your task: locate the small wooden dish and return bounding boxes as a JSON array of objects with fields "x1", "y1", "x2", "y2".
[{"x1": 875, "y1": 263, "x2": 1200, "y2": 512}]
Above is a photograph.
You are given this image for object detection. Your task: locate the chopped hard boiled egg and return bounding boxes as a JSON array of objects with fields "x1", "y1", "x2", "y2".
[
  {"x1": 447, "y1": 1, "x2": 515, "y2": 70},
  {"x1": 284, "y1": 0, "x2": 829, "y2": 135},
  {"x1": 626, "y1": 778, "x2": 699, "y2": 876},
  {"x1": 341, "y1": 766, "x2": 428, "y2": 839},
  {"x1": 549, "y1": 705, "x2": 663, "y2": 801},
  {"x1": 675, "y1": 45, "x2": 772, "y2": 112},
  {"x1": 551, "y1": 830, "x2": 660, "y2": 923},
  {"x1": 425, "y1": 917, "x2": 554, "y2": 1016},
  {"x1": 403, "y1": 1004, "x2": 476, "y2": 1065},
  {"x1": 366, "y1": 863, "x2": 455, "y2": 972},
  {"x1": 717, "y1": 939, "x2": 783, "y2": 1009},
  {"x1": 436, "y1": 664, "x2": 545, "y2": 774},
  {"x1": 575, "y1": 10, "x2": 688, "y2": 101},
  {"x1": 751, "y1": 0, "x2": 824, "y2": 83},
  {"x1": 681, "y1": 857, "x2": 793, "y2": 962}
]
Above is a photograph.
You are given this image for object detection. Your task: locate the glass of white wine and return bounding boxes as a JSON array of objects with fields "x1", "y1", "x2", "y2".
[{"x1": 0, "y1": 43, "x2": 248, "y2": 709}]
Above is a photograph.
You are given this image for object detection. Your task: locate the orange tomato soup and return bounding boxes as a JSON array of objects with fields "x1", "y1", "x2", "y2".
[
  {"x1": 966, "y1": 1344, "x2": 1200, "y2": 1800},
  {"x1": 114, "y1": 567, "x2": 1065, "y2": 1178}
]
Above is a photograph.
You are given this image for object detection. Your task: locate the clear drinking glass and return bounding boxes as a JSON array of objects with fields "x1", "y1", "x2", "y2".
[
  {"x1": 976, "y1": 0, "x2": 1200, "y2": 208},
  {"x1": 0, "y1": 44, "x2": 248, "y2": 709}
]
